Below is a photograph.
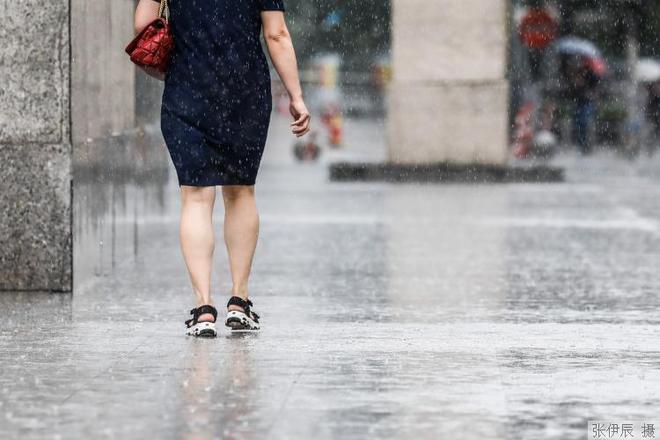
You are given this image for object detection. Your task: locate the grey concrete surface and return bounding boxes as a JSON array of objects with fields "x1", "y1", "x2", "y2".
[
  {"x1": 1, "y1": 1, "x2": 69, "y2": 143},
  {"x1": 1, "y1": 0, "x2": 72, "y2": 290},
  {"x1": 2, "y1": 122, "x2": 660, "y2": 438},
  {"x1": 0, "y1": 143, "x2": 72, "y2": 290}
]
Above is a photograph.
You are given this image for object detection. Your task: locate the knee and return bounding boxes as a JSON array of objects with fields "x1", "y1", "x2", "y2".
[
  {"x1": 181, "y1": 186, "x2": 216, "y2": 205},
  {"x1": 222, "y1": 185, "x2": 254, "y2": 203}
]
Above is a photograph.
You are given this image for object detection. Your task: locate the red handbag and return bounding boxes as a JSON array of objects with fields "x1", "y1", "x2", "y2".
[{"x1": 125, "y1": 0, "x2": 173, "y2": 77}]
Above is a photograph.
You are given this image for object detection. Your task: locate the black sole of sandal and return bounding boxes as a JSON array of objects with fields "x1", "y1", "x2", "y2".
[{"x1": 196, "y1": 328, "x2": 217, "y2": 338}]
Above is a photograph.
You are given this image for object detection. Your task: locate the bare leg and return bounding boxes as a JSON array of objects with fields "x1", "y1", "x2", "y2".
[
  {"x1": 222, "y1": 185, "x2": 259, "y2": 312},
  {"x1": 180, "y1": 186, "x2": 217, "y2": 322}
]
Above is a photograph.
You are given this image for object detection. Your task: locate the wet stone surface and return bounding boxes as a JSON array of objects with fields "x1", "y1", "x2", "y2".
[{"x1": 2, "y1": 144, "x2": 660, "y2": 439}]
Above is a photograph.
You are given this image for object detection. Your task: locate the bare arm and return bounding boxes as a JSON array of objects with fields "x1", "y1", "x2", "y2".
[
  {"x1": 261, "y1": 11, "x2": 310, "y2": 137},
  {"x1": 134, "y1": 0, "x2": 159, "y2": 34}
]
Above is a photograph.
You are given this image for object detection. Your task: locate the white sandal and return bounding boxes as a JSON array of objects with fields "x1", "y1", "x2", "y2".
[
  {"x1": 185, "y1": 305, "x2": 218, "y2": 337},
  {"x1": 225, "y1": 296, "x2": 260, "y2": 331}
]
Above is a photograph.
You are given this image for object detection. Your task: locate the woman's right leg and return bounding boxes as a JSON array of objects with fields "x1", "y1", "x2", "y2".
[{"x1": 180, "y1": 185, "x2": 217, "y2": 322}]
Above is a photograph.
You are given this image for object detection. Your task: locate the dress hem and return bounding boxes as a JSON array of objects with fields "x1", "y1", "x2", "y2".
[{"x1": 177, "y1": 180, "x2": 257, "y2": 187}]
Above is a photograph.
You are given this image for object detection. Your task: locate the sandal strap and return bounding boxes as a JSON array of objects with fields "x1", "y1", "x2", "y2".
[
  {"x1": 227, "y1": 296, "x2": 250, "y2": 309},
  {"x1": 196, "y1": 305, "x2": 218, "y2": 321},
  {"x1": 185, "y1": 307, "x2": 197, "y2": 327},
  {"x1": 185, "y1": 305, "x2": 217, "y2": 327},
  {"x1": 227, "y1": 296, "x2": 259, "y2": 323}
]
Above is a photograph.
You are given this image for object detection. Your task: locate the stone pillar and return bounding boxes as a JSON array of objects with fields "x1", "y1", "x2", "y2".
[
  {"x1": 388, "y1": 0, "x2": 509, "y2": 165},
  {"x1": 71, "y1": 0, "x2": 137, "y2": 143},
  {"x1": 1, "y1": 1, "x2": 72, "y2": 291}
]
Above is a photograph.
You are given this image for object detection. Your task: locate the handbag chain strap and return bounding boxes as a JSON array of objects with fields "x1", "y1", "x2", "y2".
[{"x1": 158, "y1": 0, "x2": 170, "y2": 21}]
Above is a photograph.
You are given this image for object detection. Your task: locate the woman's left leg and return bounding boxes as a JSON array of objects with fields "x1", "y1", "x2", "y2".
[{"x1": 222, "y1": 185, "x2": 260, "y2": 310}]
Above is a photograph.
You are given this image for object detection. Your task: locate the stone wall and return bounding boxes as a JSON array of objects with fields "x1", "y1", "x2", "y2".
[
  {"x1": 388, "y1": 0, "x2": 510, "y2": 165},
  {"x1": 0, "y1": 0, "x2": 72, "y2": 291},
  {"x1": 1, "y1": 0, "x2": 170, "y2": 291}
]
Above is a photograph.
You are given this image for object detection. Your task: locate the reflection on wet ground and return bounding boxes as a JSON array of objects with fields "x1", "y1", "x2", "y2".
[{"x1": 2, "y1": 121, "x2": 660, "y2": 438}]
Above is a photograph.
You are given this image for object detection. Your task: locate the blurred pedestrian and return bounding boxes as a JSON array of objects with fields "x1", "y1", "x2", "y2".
[
  {"x1": 134, "y1": 0, "x2": 310, "y2": 337},
  {"x1": 563, "y1": 55, "x2": 600, "y2": 154}
]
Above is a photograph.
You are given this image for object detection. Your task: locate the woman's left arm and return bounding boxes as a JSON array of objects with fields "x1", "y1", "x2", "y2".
[
  {"x1": 134, "y1": 0, "x2": 160, "y2": 34},
  {"x1": 262, "y1": 11, "x2": 310, "y2": 137}
]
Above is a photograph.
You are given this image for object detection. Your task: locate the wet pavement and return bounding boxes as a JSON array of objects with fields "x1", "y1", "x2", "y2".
[{"x1": 2, "y1": 121, "x2": 660, "y2": 439}]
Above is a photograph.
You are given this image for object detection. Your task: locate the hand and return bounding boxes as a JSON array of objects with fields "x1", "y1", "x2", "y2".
[{"x1": 290, "y1": 99, "x2": 311, "y2": 137}]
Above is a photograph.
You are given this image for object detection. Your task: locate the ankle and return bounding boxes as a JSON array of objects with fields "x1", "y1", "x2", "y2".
[
  {"x1": 230, "y1": 287, "x2": 248, "y2": 300},
  {"x1": 194, "y1": 294, "x2": 213, "y2": 308}
]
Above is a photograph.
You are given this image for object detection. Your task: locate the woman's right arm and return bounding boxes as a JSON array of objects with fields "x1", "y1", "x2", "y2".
[
  {"x1": 134, "y1": 0, "x2": 159, "y2": 34},
  {"x1": 262, "y1": 11, "x2": 311, "y2": 137}
]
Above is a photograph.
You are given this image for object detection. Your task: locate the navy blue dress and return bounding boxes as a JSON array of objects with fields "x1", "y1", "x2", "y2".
[{"x1": 157, "y1": 0, "x2": 285, "y2": 186}]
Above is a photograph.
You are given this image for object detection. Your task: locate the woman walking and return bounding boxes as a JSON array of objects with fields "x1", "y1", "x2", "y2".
[{"x1": 134, "y1": 0, "x2": 310, "y2": 337}]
